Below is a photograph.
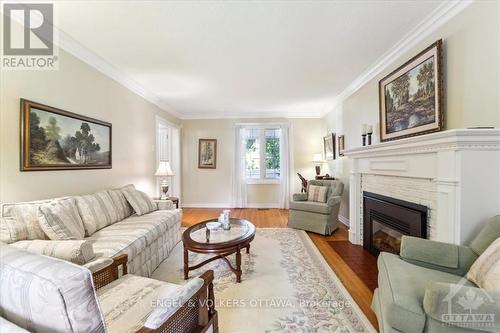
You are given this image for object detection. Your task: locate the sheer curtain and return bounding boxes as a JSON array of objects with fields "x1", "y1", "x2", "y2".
[
  {"x1": 279, "y1": 125, "x2": 290, "y2": 209},
  {"x1": 232, "y1": 125, "x2": 247, "y2": 208}
]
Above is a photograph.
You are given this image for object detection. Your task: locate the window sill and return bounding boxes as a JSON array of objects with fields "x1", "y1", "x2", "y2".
[{"x1": 245, "y1": 179, "x2": 280, "y2": 185}]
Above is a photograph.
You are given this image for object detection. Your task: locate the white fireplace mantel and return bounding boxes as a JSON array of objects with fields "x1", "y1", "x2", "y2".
[{"x1": 344, "y1": 129, "x2": 500, "y2": 246}]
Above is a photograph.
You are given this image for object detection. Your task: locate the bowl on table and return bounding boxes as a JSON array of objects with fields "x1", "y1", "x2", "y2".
[{"x1": 206, "y1": 222, "x2": 221, "y2": 231}]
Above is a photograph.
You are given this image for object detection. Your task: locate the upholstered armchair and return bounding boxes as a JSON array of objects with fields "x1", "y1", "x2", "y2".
[
  {"x1": 0, "y1": 245, "x2": 218, "y2": 333},
  {"x1": 373, "y1": 216, "x2": 500, "y2": 333},
  {"x1": 288, "y1": 179, "x2": 344, "y2": 235}
]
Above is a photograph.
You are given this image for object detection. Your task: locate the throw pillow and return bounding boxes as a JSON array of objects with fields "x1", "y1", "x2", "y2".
[
  {"x1": 308, "y1": 185, "x2": 328, "y2": 203},
  {"x1": 11, "y1": 240, "x2": 95, "y2": 265},
  {"x1": 467, "y1": 237, "x2": 500, "y2": 291},
  {"x1": 107, "y1": 188, "x2": 133, "y2": 220},
  {"x1": 75, "y1": 191, "x2": 120, "y2": 236},
  {"x1": 121, "y1": 184, "x2": 157, "y2": 216},
  {"x1": 1, "y1": 201, "x2": 51, "y2": 241},
  {"x1": 38, "y1": 198, "x2": 85, "y2": 240},
  {"x1": 0, "y1": 217, "x2": 29, "y2": 244}
]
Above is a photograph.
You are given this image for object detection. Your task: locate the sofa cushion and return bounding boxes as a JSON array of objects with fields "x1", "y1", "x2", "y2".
[
  {"x1": 467, "y1": 237, "x2": 500, "y2": 291},
  {"x1": 75, "y1": 191, "x2": 120, "y2": 236},
  {"x1": 307, "y1": 185, "x2": 328, "y2": 203},
  {"x1": 97, "y1": 274, "x2": 180, "y2": 333},
  {"x1": 11, "y1": 240, "x2": 95, "y2": 265},
  {"x1": 121, "y1": 184, "x2": 157, "y2": 216},
  {"x1": 377, "y1": 252, "x2": 473, "y2": 333},
  {"x1": 145, "y1": 277, "x2": 204, "y2": 329},
  {"x1": 107, "y1": 188, "x2": 134, "y2": 220},
  {"x1": 87, "y1": 210, "x2": 179, "y2": 260},
  {"x1": 0, "y1": 244, "x2": 106, "y2": 333},
  {"x1": 38, "y1": 198, "x2": 85, "y2": 240},
  {"x1": 290, "y1": 200, "x2": 331, "y2": 214}
]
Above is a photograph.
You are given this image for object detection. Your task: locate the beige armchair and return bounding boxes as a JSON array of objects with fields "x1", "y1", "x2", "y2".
[
  {"x1": 0, "y1": 245, "x2": 218, "y2": 333},
  {"x1": 288, "y1": 179, "x2": 344, "y2": 235}
]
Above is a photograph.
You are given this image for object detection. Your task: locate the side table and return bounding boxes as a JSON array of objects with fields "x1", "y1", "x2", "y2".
[{"x1": 153, "y1": 197, "x2": 179, "y2": 209}]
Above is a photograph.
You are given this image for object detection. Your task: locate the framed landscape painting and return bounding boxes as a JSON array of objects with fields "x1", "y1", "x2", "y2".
[
  {"x1": 323, "y1": 133, "x2": 336, "y2": 160},
  {"x1": 198, "y1": 139, "x2": 217, "y2": 169},
  {"x1": 379, "y1": 39, "x2": 443, "y2": 142},
  {"x1": 21, "y1": 99, "x2": 112, "y2": 171}
]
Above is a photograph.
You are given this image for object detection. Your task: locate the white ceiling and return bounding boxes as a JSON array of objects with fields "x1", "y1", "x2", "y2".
[{"x1": 54, "y1": 0, "x2": 448, "y2": 119}]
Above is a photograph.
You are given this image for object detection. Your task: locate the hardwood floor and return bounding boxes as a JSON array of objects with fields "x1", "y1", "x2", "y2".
[{"x1": 182, "y1": 208, "x2": 379, "y2": 330}]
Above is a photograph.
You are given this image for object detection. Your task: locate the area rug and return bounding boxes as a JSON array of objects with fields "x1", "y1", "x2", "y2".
[{"x1": 153, "y1": 228, "x2": 376, "y2": 333}]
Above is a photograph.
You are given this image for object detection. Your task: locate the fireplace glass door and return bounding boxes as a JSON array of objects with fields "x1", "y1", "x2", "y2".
[{"x1": 372, "y1": 219, "x2": 403, "y2": 254}]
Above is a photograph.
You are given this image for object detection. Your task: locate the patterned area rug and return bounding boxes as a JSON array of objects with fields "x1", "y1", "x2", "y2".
[{"x1": 153, "y1": 228, "x2": 376, "y2": 333}]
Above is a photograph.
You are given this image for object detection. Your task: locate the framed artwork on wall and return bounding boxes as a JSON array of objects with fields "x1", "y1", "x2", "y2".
[
  {"x1": 379, "y1": 39, "x2": 444, "y2": 142},
  {"x1": 21, "y1": 99, "x2": 112, "y2": 171},
  {"x1": 338, "y1": 135, "x2": 345, "y2": 156},
  {"x1": 323, "y1": 133, "x2": 336, "y2": 160},
  {"x1": 198, "y1": 138, "x2": 217, "y2": 169}
]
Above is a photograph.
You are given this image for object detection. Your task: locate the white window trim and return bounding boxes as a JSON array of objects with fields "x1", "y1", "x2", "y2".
[{"x1": 243, "y1": 125, "x2": 282, "y2": 185}]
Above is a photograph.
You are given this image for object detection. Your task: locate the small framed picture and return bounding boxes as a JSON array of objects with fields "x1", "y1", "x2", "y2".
[
  {"x1": 198, "y1": 139, "x2": 217, "y2": 169},
  {"x1": 323, "y1": 133, "x2": 336, "y2": 160},
  {"x1": 338, "y1": 135, "x2": 345, "y2": 156}
]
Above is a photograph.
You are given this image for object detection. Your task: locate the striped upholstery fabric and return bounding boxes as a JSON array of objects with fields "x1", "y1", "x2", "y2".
[
  {"x1": 467, "y1": 237, "x2": 500, "y2": 291},
  {"x1": 121, "y1": 185, "x2": 157, "y2": 216},
  {"x1": 97, "y1": 275, "x2": 179, "y2": 333},
  {"x1": 0, "y1": 245, "x2": 106, "y2": 333},
  {"x1": 11, "y1": 240, "x2": 95, "y2": 265},
  {"x1": 307, "y1": 185, "x2": 328, "y2": 203},
  {"x1": 75, "y1": 191, "x2": 120, "y2": 236},
  {"x1": 88, "y1": 210, "x2": 181, "y2": 276},
  {"x1": 107, "y1": 188, "x2": 133, "y2": 220},
  {"x1": 0, "y1": 217, "x2": 29, "y2": 244},
  {"x1": 38, "y1": 198, "x2": 85, "y2": 240}
]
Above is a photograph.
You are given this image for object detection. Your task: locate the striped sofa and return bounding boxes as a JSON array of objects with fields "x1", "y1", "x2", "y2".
[{"x1": 0, "y1": 185, "x2": 182, "y2": 277}]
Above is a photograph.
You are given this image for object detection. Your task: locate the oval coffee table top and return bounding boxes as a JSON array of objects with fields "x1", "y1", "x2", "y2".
[{"x1": 183, "y1": 218, "x2": 256, "y2": 251}]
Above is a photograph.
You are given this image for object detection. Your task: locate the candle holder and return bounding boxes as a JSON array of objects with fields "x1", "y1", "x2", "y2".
[{"x1": 362, "y1": 134, "x2": 367, "y2": 146}]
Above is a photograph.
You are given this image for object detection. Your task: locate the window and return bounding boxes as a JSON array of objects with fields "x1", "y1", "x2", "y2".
[{"x1": 244, "y1": 127, "x2": 281, "y2": 182}]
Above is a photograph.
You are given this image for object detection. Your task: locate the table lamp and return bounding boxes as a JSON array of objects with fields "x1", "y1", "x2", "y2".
[
  {"x1": 155, "y1": 161, "x2": 175, "y2": 200},
  {"x1": 312, "y1": 154, "x2": 325, "y2": 176}
]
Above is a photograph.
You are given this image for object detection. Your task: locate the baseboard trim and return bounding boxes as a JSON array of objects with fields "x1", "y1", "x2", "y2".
[
  {"x1": 181, "y1": 203, "x2": 281, "y2": 209},
  {"x1": 246, "y1": 203, "x2": 281, "y2": 209},
  {"x1": 181, "y1": 203, "x2": 232, "y2": 208},
  {"x1": 338, "y1": 215, "x2": 350, "y2": 226}
]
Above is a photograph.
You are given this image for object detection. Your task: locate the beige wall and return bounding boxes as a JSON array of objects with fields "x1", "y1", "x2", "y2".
[
  {"x1": 323, "y1": 1, "x2": 500, "y2": 221},
  {"x1": 181, "y1": 118, "x2": 323, "y2": 207},
  {"x1": 0, "y1": 48, "x2": 180, "y2": 203}
]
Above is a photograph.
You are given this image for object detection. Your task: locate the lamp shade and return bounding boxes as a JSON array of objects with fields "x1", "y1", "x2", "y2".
[
  {"x1": 155, "y1": 161, "x2": 175, "y2": 176},
  {"x1": 312, "y1": 154, "x2": 324, "y2": 164}
]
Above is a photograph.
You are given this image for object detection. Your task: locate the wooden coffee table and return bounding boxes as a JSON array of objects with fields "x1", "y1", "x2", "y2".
[{"x1": 182, "y1": 218, "x2": 256, "y2": 283}]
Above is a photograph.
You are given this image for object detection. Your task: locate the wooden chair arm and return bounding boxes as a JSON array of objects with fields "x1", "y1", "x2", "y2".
[{"x1": 92, "y1": 254, "x2": 128, "y2": 289}]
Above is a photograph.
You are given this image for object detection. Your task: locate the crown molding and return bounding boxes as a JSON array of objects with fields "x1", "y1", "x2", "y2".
[
  {"x1": 54, "y1": 29, "x2": 183, "y2": 119},
  {"x1": 180, "y1": 110, "x2": 323, "y2": 120},
  {"x1": 321, "y1": 0, "x2": 474, "y2": 116}
]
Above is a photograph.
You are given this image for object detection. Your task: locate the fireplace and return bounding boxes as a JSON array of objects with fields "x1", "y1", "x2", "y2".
[{"x1": 363, "y1": 192, "x2": 427, "y2": 256}]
